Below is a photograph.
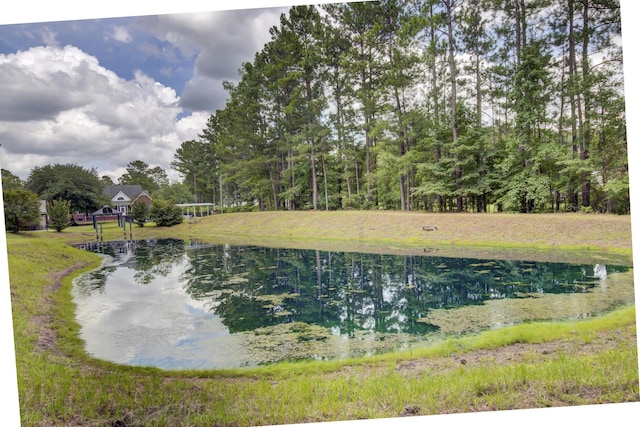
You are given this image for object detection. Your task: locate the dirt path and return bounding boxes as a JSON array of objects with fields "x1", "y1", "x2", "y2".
[{"x1": 394, "y1": 324, "x2": 637, "y2": 377}]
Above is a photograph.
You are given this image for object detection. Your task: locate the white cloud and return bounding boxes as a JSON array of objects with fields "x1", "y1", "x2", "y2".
[
  {"x1": 40, "y1": 26, "x2": 59, "y2": 47},
  {"x1": 0, "y1": 45, "x2": 203, "y2": 179},
  {"x1": 0, "y1": 45, "x2": 103, "y2": 122},
  {"x1": 176, "y1": 111, "x2": 209, "y2": 140},
  {"x1": 135, "y1": 7, "x2": 284, "y2": 111},
  {"x1": 0, "y1": 3, "x2": 333, "y2": 181},
  {"x1": 110, "y1": 25, "x2": 133, "y2": 43}
]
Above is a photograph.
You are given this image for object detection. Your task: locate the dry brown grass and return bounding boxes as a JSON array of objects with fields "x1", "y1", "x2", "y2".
[
  {"x1": 37, "y1": 211, "x2": 633, "y2": 264},
  {"x1": 141, "y1": 211, "x2": 633, "y2": 264}
]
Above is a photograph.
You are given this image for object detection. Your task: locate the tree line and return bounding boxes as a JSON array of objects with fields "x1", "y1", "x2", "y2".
[
  {"x1": 2, "y1": 0, "x2": 629, "y2": 227},
  {"x1": 172, "y1": 0, "x2": 628, "y2": 214},
  {"x1": 1, "y1": 161, "x2": 185, "y2": 232}
]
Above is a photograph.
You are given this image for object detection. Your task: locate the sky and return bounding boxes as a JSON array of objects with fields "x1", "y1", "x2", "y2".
[{"x1": 0, "y1": 1, "x2": 347, "y2": 183}]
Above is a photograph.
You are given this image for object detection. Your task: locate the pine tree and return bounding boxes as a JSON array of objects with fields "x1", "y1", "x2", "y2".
[
  {"x1": 131, "y1": 199, "x2": 150, "y2": 227},
  {"x1": 46, "y1": 199, "x2": 71, "y2": 232}
]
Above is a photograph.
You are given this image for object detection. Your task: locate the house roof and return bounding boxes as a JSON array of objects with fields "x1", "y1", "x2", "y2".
[
  {"x1": 91, "y1": 205, "x2": 122, "y2": 216},
  {"x1": 103, "y1": 185, "x2": 147, "y2": 200}
]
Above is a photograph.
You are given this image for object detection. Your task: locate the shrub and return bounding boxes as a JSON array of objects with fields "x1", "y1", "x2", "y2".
[
  {"x1": 131, "y1": 199, "x2": 150, "y2": 227},
  {"x1": 46, "y1": 199, "x2": 71, "y2": 232},
  {"x1": 149, "y1": 199, "x2": 183, "y2": 227},
  {"x1": 3, "y1": 189, "x2": 41, "y2": 233}
]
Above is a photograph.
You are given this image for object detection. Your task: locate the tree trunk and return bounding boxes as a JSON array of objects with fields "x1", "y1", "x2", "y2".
[
  {"x1": 322, "y1": 153, "x2": 329, "y2": 210},
  {"x1": 580, "y1": 0, "x2": 591, "y2": 208},
  {"x1": 445, "y1": 0, "x2": 463, "y2": 212},
  {"x1": 568, "y1": 0, "x2": 580, "y2": 210}
]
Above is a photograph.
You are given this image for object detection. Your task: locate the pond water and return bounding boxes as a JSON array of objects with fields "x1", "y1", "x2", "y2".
[{"x1": 72, "y1": 238, "x2": 634, "y2": 370}]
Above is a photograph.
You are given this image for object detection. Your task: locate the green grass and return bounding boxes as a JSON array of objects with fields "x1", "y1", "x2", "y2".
[
  {"x1": 6, "y1": 212, "x2": 639, "y2": 426},
  {"x1": 34, "y1": 211, "x2": 634, "y2": 265}
]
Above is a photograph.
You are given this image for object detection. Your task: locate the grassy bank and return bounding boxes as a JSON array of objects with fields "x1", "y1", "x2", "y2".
[
  {"x1": 6, "y1": 211, "x2": 639, "y2": 426},
  {"x1": 178, "y1": 211, "x2": 632, "y2": 250},
  {"x1": 42, "y1": 211, "x2": 634, "y2": 264}
]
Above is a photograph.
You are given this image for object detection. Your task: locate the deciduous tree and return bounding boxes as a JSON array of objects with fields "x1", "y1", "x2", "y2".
[
  {"x1": 25, "y1": 164, "x2": 105, "y2": 215},
  {"x1": 1, "y1": 169, "x2": 24, "y2": 191},
  {"x1": 3, "y1": 189, "x2": 41, "y2": 233},
  {"x1": 118, "y1": 160, "x2": 167, "y2": 194}
]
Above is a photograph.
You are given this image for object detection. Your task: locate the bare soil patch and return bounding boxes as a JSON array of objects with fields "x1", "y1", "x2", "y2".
[
  {"x1": 33, "y1": 264, "x2": 90, "y2": 355},
  {"x1": 394, "y1": 323, "x2": 637, "y2": 377}
]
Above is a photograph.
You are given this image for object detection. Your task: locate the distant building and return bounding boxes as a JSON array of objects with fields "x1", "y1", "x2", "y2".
[
  {"x1": 103, "y1": 185, "x2": 152, "y2": 214},
  {"x1": 72, "y1": 185, "x2": 153, "y2": 224}
]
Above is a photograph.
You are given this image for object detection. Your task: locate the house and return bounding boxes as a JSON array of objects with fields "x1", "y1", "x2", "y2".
[
  {"x1": 72, "y1": 185, "x2": 153, "y2": 224},
  {"x1": 103, "y1": 185, "x2": 153, "y2": 214}
]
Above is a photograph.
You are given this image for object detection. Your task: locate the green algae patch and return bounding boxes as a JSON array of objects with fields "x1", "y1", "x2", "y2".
[
  {"x1": 224, "y1": 272, "x2": 249, "y2": 285},
  {"x1": 256, "y1": 292, "x2": 300, "y2": 307},
  {"x1": 240, "y1": 322, "x2": 423, "y2": 366},
  {"x1": 423, "y1": 269, "x2": 635, "y2": 335}
]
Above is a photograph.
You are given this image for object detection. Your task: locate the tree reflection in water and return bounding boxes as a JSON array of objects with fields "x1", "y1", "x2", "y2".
[{"x1": 80, "y1": 239, "x2": 628, "y2": 335}]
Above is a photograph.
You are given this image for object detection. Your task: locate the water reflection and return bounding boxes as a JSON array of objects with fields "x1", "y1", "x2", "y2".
[{"x1": 73, "y1": 239, "x2": 633, "y2": 369}]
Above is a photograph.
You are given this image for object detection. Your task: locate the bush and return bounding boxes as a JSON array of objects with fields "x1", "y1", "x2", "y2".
[
  {"x1": 131, "y1": 199, "x2": 150, "y2": 227},
  {"x1": 46, "y1": 199, "x2": 71, "y2": 232},
  {"x1": 3, "y1": 189, "x2": 41, "y2": 233},
  {"x1": 149, "y1": 199, "x2": 183, "y2": 227}
]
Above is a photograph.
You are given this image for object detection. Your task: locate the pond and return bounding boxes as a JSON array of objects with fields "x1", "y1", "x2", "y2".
[{"x1": 72, "y1": 238, "x2": 634, "y2": 370}]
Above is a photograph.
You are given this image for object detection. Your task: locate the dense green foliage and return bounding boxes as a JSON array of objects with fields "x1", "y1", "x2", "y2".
[
  {"x1": 25, "y1": 163, "x2": 106, "y2": 214},
  {"x1": 1, "y1": 168, "x2": 24, "y2": 190},
  {"x1": 131, "y1": 199, "x2": 150, "y2": 227},
  {"x1": 118, "y1": 160, "x2": 168, "y2": 194},
  {"x1": 172, "y1": 0, "x2": 627, "y2": 214},
  {"x1": 149, "y1": 198, "x2": 183, "y2": 227},
  {"x1": 153, "y1": 180, "x2": 195, "y2": 204},
  {"x1": 99, "y1": 175, "x2": 115, "y2": 186},
  {"x1": 46, "y1": 199, "x2": 71, "y2": 232},
  {"x1": 2, "y1": 189, "x2": 41, "y2": 233}
]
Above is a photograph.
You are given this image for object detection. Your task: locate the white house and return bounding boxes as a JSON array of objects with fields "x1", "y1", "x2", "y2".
[{"x1": 103, "y1": 185, "x2": 153, "y2": 214}]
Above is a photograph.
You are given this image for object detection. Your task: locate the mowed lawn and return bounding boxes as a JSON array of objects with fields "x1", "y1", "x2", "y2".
[
  {"x1": 99, "y1": 211, "x2": 635, "y2": 266},
  {"x1": 48, "y1": 211, "x2": 633, "y2": 256},
  {"x1": 172, "y1": 210, "x2": 633, "y2": 250}
]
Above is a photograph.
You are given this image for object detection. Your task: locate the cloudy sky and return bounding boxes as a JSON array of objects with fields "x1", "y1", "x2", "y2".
[{"x1": 0, "y1": 1, "x2": 345, "y2": 182}]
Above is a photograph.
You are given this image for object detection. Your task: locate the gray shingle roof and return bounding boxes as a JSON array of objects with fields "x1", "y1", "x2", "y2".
[{"x1": 103, "y1": 185, "x2": 145, "y2": 199}]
